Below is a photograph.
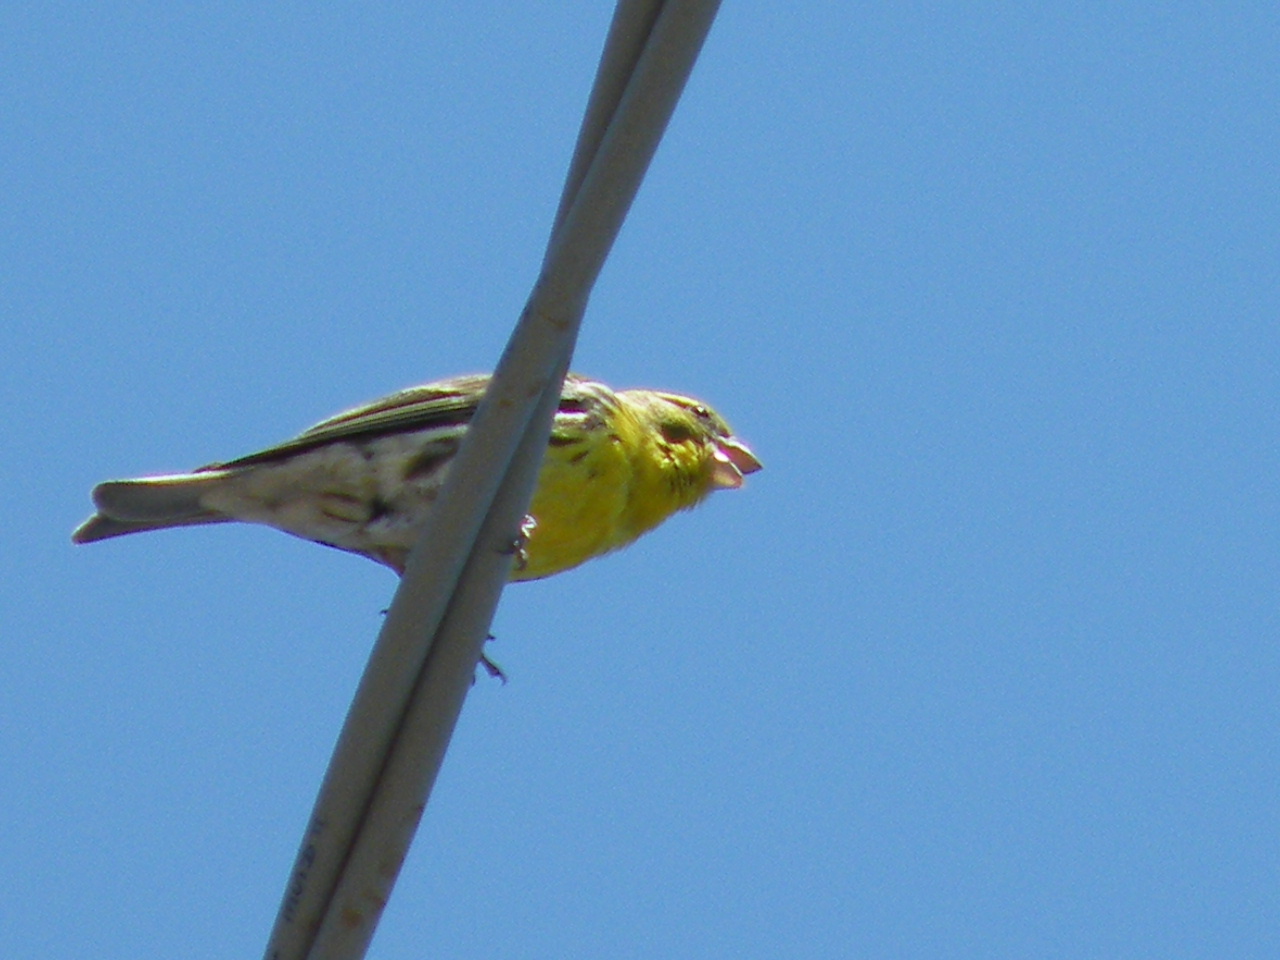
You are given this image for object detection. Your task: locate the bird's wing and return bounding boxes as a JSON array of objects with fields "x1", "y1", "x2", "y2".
[{"x1": 204, "y1": 374, "x2": 493, "y2": 471}]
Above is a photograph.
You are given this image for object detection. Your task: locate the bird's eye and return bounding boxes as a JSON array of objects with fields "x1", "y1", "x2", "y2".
[
  {"x1": 692, "y1": 404, "x2": 710, "y2": 419},
  {"x1": 660, "y1": 421, "x2": 695, "y2": 444}
]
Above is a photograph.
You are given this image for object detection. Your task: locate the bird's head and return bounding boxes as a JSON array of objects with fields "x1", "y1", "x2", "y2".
[{"x1": 621, "y1": 389, "x2": 762, "y2": 501}]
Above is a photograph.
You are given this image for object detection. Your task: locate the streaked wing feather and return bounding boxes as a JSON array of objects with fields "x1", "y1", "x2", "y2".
[
  {"x1": 205, "y1": 375, "x2": 492, "y2": 470},
  {"x1": 199, "y1": 373, "x2": 603, "y2": 472},
  {"x1": 301, "y1": 374, "x2": 492, "y2": 437}
]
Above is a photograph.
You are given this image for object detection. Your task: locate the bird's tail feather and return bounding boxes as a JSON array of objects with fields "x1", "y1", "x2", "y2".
[
  {"x1": 72, "y1": 473, "x2": 229, "y2": 544},
  {"x1": 72, "y1": 511, "x2": 230, "y2": 544}
]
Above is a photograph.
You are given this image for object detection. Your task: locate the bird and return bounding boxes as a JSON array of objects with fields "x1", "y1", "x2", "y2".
[{"x1": 72, "y1": 373, "x2": 761, "y2": 579}]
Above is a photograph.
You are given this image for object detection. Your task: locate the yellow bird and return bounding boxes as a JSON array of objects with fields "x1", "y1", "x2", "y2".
[{"x1": 72, "y1": 373, "x2": 761, "y2": 579}]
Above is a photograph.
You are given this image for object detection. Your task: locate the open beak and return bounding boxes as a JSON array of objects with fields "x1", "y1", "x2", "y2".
[{"x1": 709, "y1": 436, "x2": 763, "y2": 489}]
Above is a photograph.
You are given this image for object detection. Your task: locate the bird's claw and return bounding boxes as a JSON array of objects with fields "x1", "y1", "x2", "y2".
[
  {"x1": 499, "y1": 515, "x2": 537, "y2": 572},
  {"x1": 478, "y1": 634, "x2": 506, "y2": 683},
  {"x1": 479, "y1": 651, "x2": 507, "y2": 684}
]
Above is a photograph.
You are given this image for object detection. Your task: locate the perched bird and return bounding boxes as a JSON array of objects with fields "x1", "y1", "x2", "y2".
[{"x1": 73, "y1": 373, "x2": 761, "y2": 579}]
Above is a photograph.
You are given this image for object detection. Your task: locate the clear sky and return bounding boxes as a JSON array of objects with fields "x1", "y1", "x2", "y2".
[{"x1": 4, "y1": 3, "x2": 1278, "y2": 958}]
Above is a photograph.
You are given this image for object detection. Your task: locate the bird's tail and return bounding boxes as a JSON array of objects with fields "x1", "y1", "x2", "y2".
[{"x1": 72, "y1": 473, "x2": 230, "y2": 544}]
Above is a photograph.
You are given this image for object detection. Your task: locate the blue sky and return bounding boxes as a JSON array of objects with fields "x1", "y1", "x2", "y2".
[{"x1": 4, "y1": 3, "x2": 1278, "y2": 957}]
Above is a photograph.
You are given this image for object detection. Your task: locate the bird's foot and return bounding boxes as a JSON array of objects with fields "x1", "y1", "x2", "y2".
[
  {"x1": 499, "y1": 515, "x2": 537, "y2": 572},
  {"x1": 479, "y1": 633, "x2": 506, "y2": 684}
]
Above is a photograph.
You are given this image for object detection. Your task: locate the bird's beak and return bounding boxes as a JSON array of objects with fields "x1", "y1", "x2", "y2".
[{"x1": 709, "y1": 436, "x2": 763, "y2": 489}]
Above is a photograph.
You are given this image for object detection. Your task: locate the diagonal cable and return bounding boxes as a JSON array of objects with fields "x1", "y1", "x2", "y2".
[{"x1": 260, "y1": 3, "x2": 722, "y2": 958}]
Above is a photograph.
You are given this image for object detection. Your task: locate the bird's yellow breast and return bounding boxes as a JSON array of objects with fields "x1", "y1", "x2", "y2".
[
  {"x1": 518, "y1": 417, "x2": 638, "y2": 580},
  {"x1": 516, "y1": 398, "x2": 716, "y2": 580}
]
